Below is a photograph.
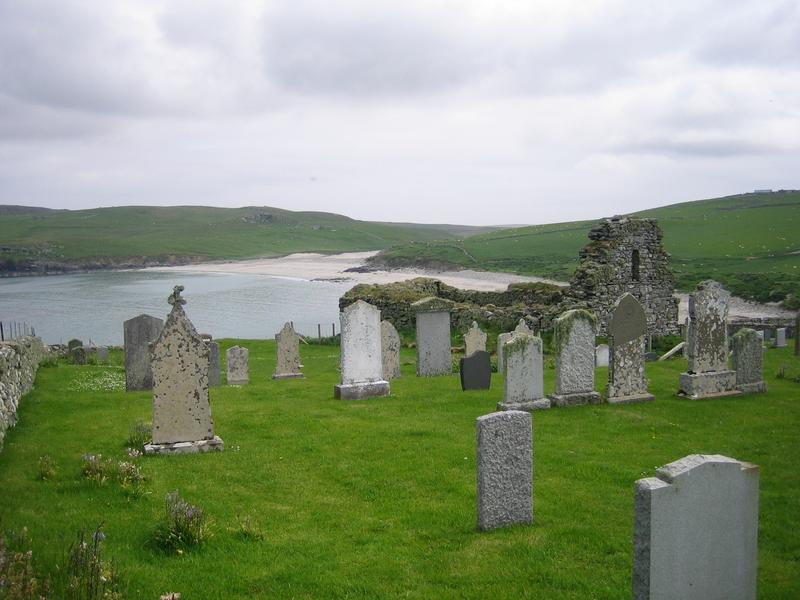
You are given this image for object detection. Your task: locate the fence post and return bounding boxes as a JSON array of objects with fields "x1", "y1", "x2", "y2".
[
  {"x1": 0, "y1": 322, "x2": 4, "y2": 341},
  {"x1": 332, "y1": 323, "x2": 336, "y2": 337},
  {"x1": 318, "y1": 324, "x2": 322, "y2": 340}
]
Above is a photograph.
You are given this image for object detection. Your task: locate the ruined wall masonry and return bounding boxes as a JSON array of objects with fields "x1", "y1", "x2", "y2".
[{"x1": 0, "y1": 337, "x2": 46, "y2": 451}]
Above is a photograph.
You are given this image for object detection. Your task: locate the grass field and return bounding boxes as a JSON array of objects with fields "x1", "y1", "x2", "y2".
[{"x1": 1, "y1": 340, "x2": 798, "y2": 598}]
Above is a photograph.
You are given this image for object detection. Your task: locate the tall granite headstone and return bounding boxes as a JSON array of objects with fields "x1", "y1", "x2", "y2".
[
  {"x1": 550, "y1": 309, "x2": 601, "y2": 407},
  {"x1": 633, "y1": 454, "x2": 759, "y2": 600},
  {"x1": 380, "y1": 320, "x2": 401, "y2": 380},
  {"x1": 497, "y1": 326, "x2": 549, "y2": 411},
  {"x1": 413, "y1": 297, "x2": 454, "y2": 377},
  {"x1": 608, "y1": 293, "x2": 654, "y2": 404},
  {"x1": 273, "y1": 322, "x2": 304, "y2": 379},
  {"x1": 335, "y1": 300, "x2": 390, "y2": 400},
  {"x1": 464, "y1": 321, "x2": 487, "y2": 357},
  {"x1": 732, "y1": 328, "x2": 767, "y2": 394},
  {"x1": 207, "y1": 341, "x2": 220, "y2": 387},
  {"x1": 226, "y1": 346, "x2": 249, "y2": 385},
  {"x1": 124, "y1": 314, "x2": 164, "y2": 391}
]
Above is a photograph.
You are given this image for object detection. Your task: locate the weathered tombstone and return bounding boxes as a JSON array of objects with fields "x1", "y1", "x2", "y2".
[
  {"x1": 774, "y1": 327, "x2": 787, "y2": 348},
  {"x1": 380, "y1": 320, "x2": 401, "y2": 380},
  {"x1": 464, "y1": 321, "x2": 487, "y2": 357},
  {"x1": 207, "y1": 341, "x2": 220, "y2": 387},
  {"x1": 732, "y1": 328, "x2": 767, "y2": 394},
  {"x1": 550, "y1": 309, "x2": 600, "y2": 407},
  {"x1": 496, "y1": 332, "x2": 512, "y2": 375},
  {"x1": 756, "y1": 330, "x2": 765, "y2": 343},
  {"x1": 96, "y1": 346, "x2": 109, "y2": 364},
  {"x1": 145, "y1": 286, "x2": 223, "y2": 454},
  {"x1": 607, "y1": 293, "x2": 654, "y2": 404},
  {"x1": 226, "y1": 346, "x2": 249, "y2": 385},
  {"x1": 476, "y1": 410, "x2": 532, "y2": 531},
  {"x1": 69, "y1": 346, "x2": 87, "y2": 365},
  {"x1": 595, "y1": 343, "x2": 609, "y2": 367},
  {"x1": 460, "y1": 350, "x2": 491, "y2": 391},
  {"x1": 497, "y1": 326, "x2": 549, "y2": 411},
  {"x1": 67, "y1": 338, "x2": 83, "y2": 351},
  {"x1": 633, "y1": 454, "x2": 759, "y2": 600},
  {"x1": 679, "y1": 281, "x2": 740, "y2": 399},
  {"x1": 412, "y1": 297, "x2": 455, "y2": 377},
  {"x1": 124, "y1": 314, "x2": 164, "y2": 391},
  {"x1": 273, "y1": 322, "x2": 304, "y2": 379},
  {"x1": 335, "y1": 300, "x2": 390, "y2": 400}
]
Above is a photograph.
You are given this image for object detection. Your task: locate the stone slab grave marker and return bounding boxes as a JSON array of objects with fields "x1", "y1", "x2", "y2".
[
  {"x1": 413, "y1": 297, "x2": 455, "y2": 377},
  {"x1": 550, "y1": 309, "x2": 601, "y2": 407},
  {"x1": 595, "y1": 343, "x2": 609, "y2": 367},
  {"x1": 460, "y1": 350, "x2": 491, "y2": 391},
  {"x1": 608, "y1": 293, "x2": 654, "y2": 404},
  {"x1": 273, "y1": 322, "x2": 304, "y2": 379},
  {"x1": 496, "y1": 332, "x2": 512, "y2": 375},
  {"x1": 145, "y1": 286, "x2": 223, "y2": 454},
  {"x1": 633, "y1": 454, "x2": 759, "y2": 600},
  {"x1": 69, "y1": 346, "x2": 87, "y2": 365},
  {"x1": 497, "y1": 321, "x2": 549, "y2": 411},
  {"x1": 335, "y1": 300, "x2": 390, "y2": 400},
  {"x1": 124, "y1": 314, "x2": 164, "y2": 391},
  {"x1": 207, "y1": 341, "x2": 220, "y2": 387},
  {"x1": 96, "y1": 346, "x2": 109, "y2": 364},
  {"x1": 476, "y1": 410, "x2": 533, "y2": 531},
  {"x1": 464, "y1": 321, "x2": 487, "y2": 357},
  {"x1": 774, "y1": 327, "x2": 787, "y2": 348},
  {"x1": 679, "y1": 280, "x2": 740, "y2": 399},
  {"x1": 732, "y1": 328, "x2": 767, "y2": 394},
  {"x1": 67, "y1": 338, "x2": 83, "y2": 351},
  {"x1": 380, "y1": 320, "x2": 401, "y2": 380},
  {"x1": 226, "y1": 346, "x2": 249, "y2": 385}
]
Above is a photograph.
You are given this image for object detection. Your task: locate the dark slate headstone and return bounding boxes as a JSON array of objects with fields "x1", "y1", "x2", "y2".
[
  {"x1": 67, "y1": 338, "x2": 83, "y2": 351},
  {"x1": 460, "y1": 350, "x2": 491, "y2": 391},
  {"x1": 645, "y1": 351, "x2": 658, "y2": 362}
]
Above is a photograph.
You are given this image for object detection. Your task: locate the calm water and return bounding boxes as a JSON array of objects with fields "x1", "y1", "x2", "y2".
[{"x1": 0, "y1": 270, "x2": 353, "y2": 345}]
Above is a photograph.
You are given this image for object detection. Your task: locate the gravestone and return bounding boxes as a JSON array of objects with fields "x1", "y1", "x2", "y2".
[
  {"x1": 732, "y1": 328, "x2": 767, "y2": 394},
  {"x1": 464, "y1": 321, "x2": 487, "y2": 357},
  {"x1": 476, "y1": 410, "x2": 533, "y2": 531},
  {"x1": 380, "y1": 320, "x2": 401, "y2": 380},
  {"x1": 549, "y1": 309, "x2": 601, "y2": 407},
  {"x1": 145, "y1": 286, "x2": 223, "y2": 454},
  {"x1": 679, "y1": 280, "x2": 740, "y2": 399},
  {"x1": 124, "y1": 314, "x2": 164, "y2": 391},
  {"x1": 755, "y1": 330, "x2": 764, "y2": 343},
  {"x1": 69, "y1": 346, "x2": 87, "y2": 365},
  {"x1": 774, "y1": 327, "x2": 787, "y2": 348},
  {"x1": 763, "y1": 328, "x2": 772, "y2": 342},
  {"x1": 413, "y1": 297, "x2": 455, "y2": 377},
  {"x1": 96, "y1": 346, "x2": 109, "y2": 364},
  {"x1": 497, "y1": 327, "x2": 549, "y2": 411},
  {"x1": 607, "y1": 293, "x2": 654, "y2": 404},
  {"x1": 460, "y1": 350, "x2": 491, "y2": 391},
  {"x1": 633, "y1": 454, "x2": 759, "y2": 600},
  {"x1": 207, "y1": 341, "x2": 220, "y2": 387},
  {"x1": 496, "y1": 332, "x2": 512, "y2": 375},
  {"x1": 67, "y1": 338, "x2": 83, "y2": 351},
  {"x1": 226, "y1": 346, "x2": 249, "y2": 385},
  {"x1": 595, "y1": 344, "x2": 609, "y2": 367},
  {"x1": 335, "y1": 300, "x2": 390, "y2": 400},
  {"x1": 273, "y1": 322, "x2": 304, "y2": 379}
]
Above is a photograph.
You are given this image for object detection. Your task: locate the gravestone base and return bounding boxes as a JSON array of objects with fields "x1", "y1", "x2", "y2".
[
  {"x1": 549, "y1": 391, "x2": 602, "y2": 407},
  {"x1": 678, "y1": 370, "x2": 740, "y2": 399},
  {"x1": 737, "y1": 381, "x2": 767, "y2": 394},
  {"x1": 497, "y1": 399, "x2": 551, "y2": 412},
  {"x1": 334, "y1": 381, "x2": 390, "y2": 400},
  {"x1": 607, "y1": 393, "x2": 655, "y2": 405},
  {"x1": 272, "y1": 373, "x2": 304, "y2": 380},
  {"x1": 144, "y1": 436, "x2": 224, "y2": 455}
]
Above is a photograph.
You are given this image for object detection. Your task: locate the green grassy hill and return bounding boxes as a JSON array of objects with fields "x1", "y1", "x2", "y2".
[{"x1": 370, "y1": 190, "x2": 800, "y2": 303}]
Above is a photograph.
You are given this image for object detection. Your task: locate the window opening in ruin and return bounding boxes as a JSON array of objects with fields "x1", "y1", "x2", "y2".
[{"x1": 632, "y1": 249, "x2": 640, "y2": 281}]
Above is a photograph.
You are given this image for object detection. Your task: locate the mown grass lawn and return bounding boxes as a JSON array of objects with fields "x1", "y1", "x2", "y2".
[{"x1": 1, "y1": 340, "x2": 798, "y2": 599}]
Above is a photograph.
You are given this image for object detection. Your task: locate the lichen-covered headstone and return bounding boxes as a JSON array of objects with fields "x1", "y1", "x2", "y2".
[
  {"x1": 226, "y1": 346, "x2": 249, "y2": 385},
  {"x1": 774, "y1": 327, "x2": 787, "y2": 348},
  {"x1": 412, "y1": 297, "x2": 454, "y2": 377},
  {"x1": 207, "y1": 341, "x2": 220, "y2": 387},
  {"x1": 335, "y1": 300, "x2": 390, "y2": 399},
  {"x1": 273, "y1": 322, "x2": 304, "y2": 379},
  {"x1": 550, "y1": 309, "x2": 600, "y2": 407},
  {"x1": 460, "y1": 350, "x2": 491, "y2": 391},
  {"x1": 124, "y1": 314, "x2": 164, "y2": 391},
  {"x1": 146, "y1": 286, "x2": 223, "y2": 454},
  {"x1": 477, "y1": 410, "x2": 533, "y2": 531},
  {"x1": 380, "y1": 320, "x2": 401, "y2": 380},
  {"x1": 496, "y1": 332, "x2": 512, "y2": 375},
  {"x1": 69, "y1": 346, "x2": 87, "y2": 365},
  {"x1": 464, "y1": 321, "x2": 487, "y2": 357},
  {"x1": 633, "y1": 454, "x2": 759, "y2": 600},
  {"x1": 595, "y1": 344, "x2": 609, "y2": 367},
  {"x1": 679, "y1": 280, "x2": 739, "y2": 399},
  {"x1": 607, "y1": 293, "x2": 654, "y2": 404},
  {"x1": 732, "y1": 328, "x2": 766, "y2": 394},
  {"x1": 497, "y1": 328, "x2": 549, "y2": 411}
]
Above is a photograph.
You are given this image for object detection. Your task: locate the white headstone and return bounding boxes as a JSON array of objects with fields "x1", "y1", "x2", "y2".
[
  {"x1": 497, "y1": 328, "x2": 549, "y2": 412},
  {"x1": 335, "y1": 300, "x2": 390, "y2": 400}
]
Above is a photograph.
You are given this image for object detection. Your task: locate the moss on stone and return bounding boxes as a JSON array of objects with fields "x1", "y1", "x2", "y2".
[
  {"x1": 553, "y1": 309, "x2": 598, "y2": 356},
  {"x1": 503, "y1": 332, "x2": 542, "y2": 362}
]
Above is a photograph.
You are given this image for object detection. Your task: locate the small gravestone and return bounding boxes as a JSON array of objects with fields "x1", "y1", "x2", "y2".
[
  {"x1": 226, "y1": 346, "x2": 249, "y2": 385},
  {"x1": 380, "y1": 320, "x2": 401, "y2": 380},
  {"x1": 273, "y1": 322, "x2": 304, "y2": 379},
  {"x1": 476, "y1": 410, "x2": 533, "y2": 531},
  {"x1": 774, "y1": 327, "x2": 787, "y2": 348},
  {"x1": 497, "y1": 327, "x2": 549, "y2": 411},
  {"x1": 124, "y1": 314, "x2": 164, "y2": 391},
  {"x1": 496, "y1": 332, "x2": 512, "y2": 375},
  {"x1": 413, "y1": 297, "x2": 455, "y2": 377},
  {"x1": 607, "y1": 293, "x2": 654, "y2": 404},
  {"x1": 335, "y1": 300, "x2": 390, "y2": 400},
  {"x1": 595, "y1": 344, "x2": 609, "y2": 367},
  {"x1": 756, "y1": 330, "x2": 765, "y2": 343},
  {"x1": 464, "y1": 321, "x2": 487, "y2": 357},
  {"x1": 633, "y1": 454, "x2": 759, "y2": 600},
  {"x1": 460, "y1": 350, "x2": 491, "y2": 391},
  {"x1": 679, "y1": 281, "x2": 739, "y2": 399},
  {"x1": 763, "y1": 328, "x2": 772, "y2": 342},
  {"x1": 69, "y1": 346, "x2": 87, "y2": 365},
  {"x1": 207, "y1": 342, "x2": 220, "y2": 387},
  {"x1": 550, "y1": 309, "x2": 600, "y2": 407},
  {"x1": 145, "y1": 286, "x2": 223, "y2": 454},
  {"x1": 67, "y1": 338, "x2": 83, "y2": 351},
  {"x1": 732, "y1": 328, "x2": 767, "y2": 394},
  {"x1": 96, "y1": 346, "x2": 109, "y2": 364}
]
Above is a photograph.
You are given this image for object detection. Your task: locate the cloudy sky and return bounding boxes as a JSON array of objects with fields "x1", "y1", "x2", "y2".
[{"x1": 0, "y1": 0, "x2": 797, "y2": 225}]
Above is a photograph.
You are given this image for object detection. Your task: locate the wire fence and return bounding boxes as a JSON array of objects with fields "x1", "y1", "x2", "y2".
[{"x1": 0, "y1": 321, "x2": 36, "y2": 341}]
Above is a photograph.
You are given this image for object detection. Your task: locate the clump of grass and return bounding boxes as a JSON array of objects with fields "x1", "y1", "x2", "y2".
[
  {"x1": 51, "y1": 526, "x2": 122, "y2": 600},
  {"x1": 80, "y1": 455, "x2": 115, "y2": 486},
  {"x1": 37, "y1": 456, "x2": 57, "y2": 481},
  {"x1": 232, "y1": 514, "x2": 265, "y2": 542},
  {"x1": 153, "y1": 491, "x2": 211, "y2": 554},
  {"x1": 126, "y1": 421, "x2": 152, "y2": 451},
  {"x1": 0, "y1": 528, "x2": 46, "y2": 599},
  {"x1": 115, "y1": 461, "x2": 145, "y2": 500}
]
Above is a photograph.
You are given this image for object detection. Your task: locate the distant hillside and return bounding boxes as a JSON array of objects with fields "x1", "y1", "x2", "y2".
[
  {"x1": 0, "y1": 205, "x2": 489, "y2": 276},
  {"x1": 369, "y1": 191, "x2": 800, "y2": 305}
]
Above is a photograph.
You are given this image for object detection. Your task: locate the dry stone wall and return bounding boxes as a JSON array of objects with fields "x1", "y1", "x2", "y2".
[{"x1": 0, "y1": 336, "x2": 46, "y2": 451}]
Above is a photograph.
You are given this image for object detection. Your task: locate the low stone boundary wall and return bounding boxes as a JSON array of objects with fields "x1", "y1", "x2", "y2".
[{"x1": 0, "y1": 336, "x2": 46, "y2": 451}]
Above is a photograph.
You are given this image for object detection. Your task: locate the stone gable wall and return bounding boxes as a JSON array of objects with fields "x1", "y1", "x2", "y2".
[{"x1": 0, "y1": 336, "x2": 46, "y2": 451}]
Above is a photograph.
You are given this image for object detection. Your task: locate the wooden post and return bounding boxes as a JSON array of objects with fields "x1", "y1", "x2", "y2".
[
  {"x1": 332, "y1": 323, "x2": 336, "y2": 337},
  {"x1": 318, "y1": 324, "x2": 322, "y2": 340},
  {"x1": 0, "y1": 322, "x2": 4, "y2": 341}
]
